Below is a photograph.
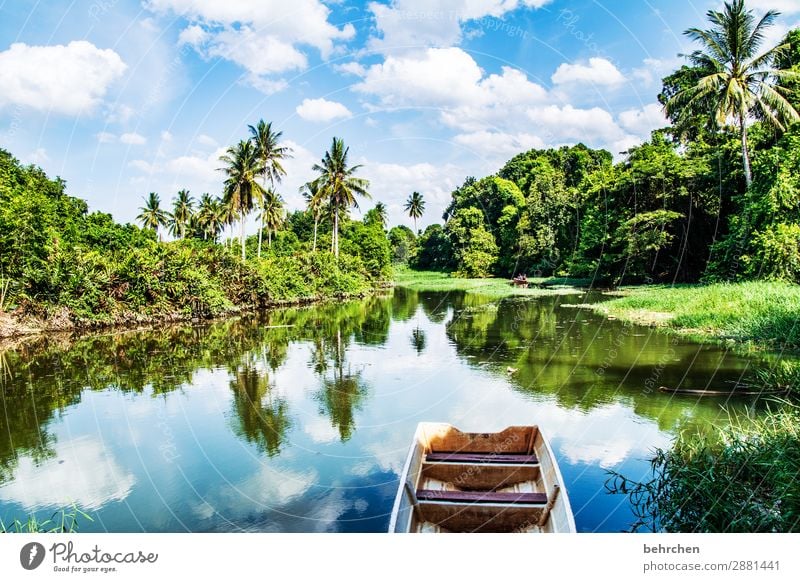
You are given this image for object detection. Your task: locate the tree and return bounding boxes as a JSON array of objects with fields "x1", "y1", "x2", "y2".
[
  {"x1": 446, "y1": 207, "x2": 499, "y2": 278},
  {"x1": 169, "y1": 189, "x2": 194, "y2": 240},
  {"x1": 259, "y1": 190, "x2": 285, "y2": 248},
  {"x1": 249, "y1": 120, "x2": 292, "y2": 258},
  {"x1": 301, "y1": 181, "x2": 323, "y2": 253},
  {"x1": 196, "y1": 193, "x2": 226, "y2": 241},
  {"x1": 310, "y1": 137, "x2": 371, "y2": 258},
  {"x1": 404, "y1": 191, "x2": 425, "y2": 233},
  {"x1": 219, "y1": 140, "x2": 265, "y2": 261},
  {"x1": 665, "y1": 0, "x2": 800, "y2": 186},
  {"x1": 136, "y1": 192, "x2": 167, "y2": 241},
  {"x1": 373, "y1": 201, "x2": 388, "y2": 229}
]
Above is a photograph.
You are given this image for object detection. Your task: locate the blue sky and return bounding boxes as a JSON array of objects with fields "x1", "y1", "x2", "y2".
[{"x1": 0, "y1": 0, "x2": 798, "y2": 232}]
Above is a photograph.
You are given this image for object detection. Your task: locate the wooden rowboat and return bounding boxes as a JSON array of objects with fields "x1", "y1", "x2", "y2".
[{"x1": 389, "y1": 423, "x2": 576, "y2": 533}]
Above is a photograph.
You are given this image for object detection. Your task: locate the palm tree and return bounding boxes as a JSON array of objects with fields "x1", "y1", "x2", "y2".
[
  {"x1": 259, "y1": 190, "x2": 285, "y2": 248},
  {"x1": 249, "y1": 120, "x2": 292, "y2": 258},
  {"x1": 374, "y1": 201, "x2": 388, "y2": 229},
  {"x1": 219, "y1": 140, "x2": 266, "y2": 261},
  {"x1": 405, "y1": 191, "x2": 425, "y2": 233},
  {"x1": 136, "y1": 192, "x2": 168, "y2": 241},
  {"x1": 169, "y1": 189, "x2": 194, "y2": 240},
  {"x1": 665, "y1": 0, "x2": 800, "y2": 186},
  {"x1": 310, "y1": 137, "x2": 371, "y2": 258},
  {"x1": 196, "y1": 193, "x2": 226, "y2": 241},
  {"x1": 301, "y1": 181, "x2": 324, "y2": 253}
]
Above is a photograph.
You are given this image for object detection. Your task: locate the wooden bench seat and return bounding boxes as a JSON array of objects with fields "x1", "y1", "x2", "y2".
[
  {"x1": 416, "y1": 490, "x2": 548, "y2": 505},
  {"x1": 424, "y1": 452, "x2": 538, "y2": 465}
]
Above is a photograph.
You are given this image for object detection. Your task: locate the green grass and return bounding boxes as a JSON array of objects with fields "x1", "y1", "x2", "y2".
[
  {"x1": 1, "y1": 505, "x2": 92, "y2": 533},
  {"x1": 607, "y1": 403, "x2": 800, "y2": 532},
  {"x1": 393, "y1": 268, "x2": 589, "y2": 297},
  {"x1": 593, "y1": 282, "x2": 800, "y2": 349}
]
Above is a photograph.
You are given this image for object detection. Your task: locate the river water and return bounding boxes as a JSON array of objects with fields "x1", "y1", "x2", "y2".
[{"x1": 0, "y1": 287, "x2": 779, "y2": 532}]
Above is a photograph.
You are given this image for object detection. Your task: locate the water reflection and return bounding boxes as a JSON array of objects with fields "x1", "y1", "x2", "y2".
[{"x1": 0, "y1": 287, "x2": 788, "y2": 532}]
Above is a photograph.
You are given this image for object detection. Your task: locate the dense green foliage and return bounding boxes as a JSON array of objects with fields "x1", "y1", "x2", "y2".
[
  {"x1": 0, "y1": 148, "x2": 391, "y2": 324},
  {"x1": 608, "y1": 403, "x2": 800, "y2": 532}
]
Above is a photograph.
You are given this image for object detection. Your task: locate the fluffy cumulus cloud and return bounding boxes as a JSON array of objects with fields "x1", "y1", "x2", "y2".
[
  {"x1": 618, "y1": 103, "x2": 668, "y2": 138},
  {"x1": 0, "y1": 41, "x2": 126, "y2": 114},
  {"x1": 746, "y1": 0, "x2": 800, "y2": 13},
  {"x1": 146, "y1": 0, "x2": 354, "y2": 92},
  {"x1": 368, "y1": 0, "x2": 552, "y2": 52},
  {"x1": 352, "y1": 47, "x2": 646, "y2": 156},
  {"x1": 296, "y1": 98, "x2": 353, "y2": 122},
  {"x1": 120, "y1": 132, "x2": 147, "y2": 145},
  {"x1": 551, "y1": 57, "x2": 626, "y2": 86}
]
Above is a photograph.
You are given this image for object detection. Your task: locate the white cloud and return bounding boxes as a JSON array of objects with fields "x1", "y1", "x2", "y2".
[
  {"x1": 196, "y1": 134, "x2": 218, "y2": 147},
  {"x1": 296, "y1": 98, "x2": 353, "y2": 122},
  {"x1": 361, "y1": 160, "x2": 465, "y2": 227},
  {"x1": 334, "y1": 61, "x2": 367, "y2": 76},
  {"x1": 0, "y1": 41, "x2": 126, "y2": 115},
  {"x1": 747, "y1": 0, "x2": 800, "y2": 13},
  {"x1": 28, "y1": 148, "x2": 50, "y2": 165},
  {"x1": 105, "y1": 103, "x2": 135, "y2": 124},
  {"x1": 353, "y1": 47, "x2": 647, "y2": 157},
  {"x1": 161, "y1": 130, "x2": 174, "y2": 142},
  {"x1": 552, "y1": 57, "x2": 626, "y2": 86},
  {"x1": 368, "y1": 0, "x2": 552, "y2": 53},
  {"x1": 146, "y1": 0, "x2": 355, "y2": 92},
  {"x1": 454, "y1": 130, "x2": 545, "y2": 158},
  {"x1": 618, "y1": 103, "x2": 668, "y2": 138},
  {"x1": 0, "y1": 437, "x2": 135, "y2": 510},
  {"x1": 120, "y1": 132, "x2": 147, "y2": 145},
  {"x1": 97, "y1": 131, "x2": 117, "y2": 144}
]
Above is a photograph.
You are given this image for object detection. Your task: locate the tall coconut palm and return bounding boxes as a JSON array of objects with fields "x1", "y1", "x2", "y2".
[
  {"x1": 666, "y1": 0, "x2": 800, "y2": 187},
  {"x1": 311, "y1": 138, "x2": 370, "y2": 258},
  {"x1": 259, "y1": 190, "x2": 285, "y2": 248},
  {"x1": 374, "y1": 201, "x2": 388, "y2": 229},
  {"x1": 169, "y1": 189, "x2": 194, "y2": 240},
  {"x1": 301, "y1": 181, "x2": 324, "y2": 253},
  {"x1": 249, "y1": 120, "x2": 292, "y2": 258},
  {"x1": 219, "y1": 140, "x2": 266, "y2": 261},
  {"x1": 137, "y1": 192, "x2": 168, "y2": 241},
  {"x1": 404, "y1": 191, "x2": 425, "y2": 233}
]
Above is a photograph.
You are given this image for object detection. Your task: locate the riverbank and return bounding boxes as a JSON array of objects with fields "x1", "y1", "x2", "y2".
[
  {"x1": 589, "y1": 282, "x2": 800, "y2": 350},
  {"x1": 393, "y1": 268, "x2": 591, "y2": 297},
  {"x1": 0, "y1": 287, "x2": 384, "y2": 341}
]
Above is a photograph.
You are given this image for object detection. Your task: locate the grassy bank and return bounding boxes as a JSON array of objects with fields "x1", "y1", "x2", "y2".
[
  {"x1": 393, "y1": 268, "x2": 590, "y2": 297},
  {"x1": 608, "y1": 403, "x2": 800, "y2": 533},
  {"x1": 591, "y1": 282, "x2": 800, "y2": 350}
]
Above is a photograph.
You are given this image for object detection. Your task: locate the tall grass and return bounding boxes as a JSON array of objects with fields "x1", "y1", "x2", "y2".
[
  {"x1": 597, "y1": 282, "x2": 800, "y2": 348},
  {"x1": 607, "y1": 403, "x2": 800, "y2": 532},
  {"x1": 393, "y1": 268, "x2": 588, "y2": 297},
  {"x1": 0, "y1": 505, "x2": 92, "y2": 533}
]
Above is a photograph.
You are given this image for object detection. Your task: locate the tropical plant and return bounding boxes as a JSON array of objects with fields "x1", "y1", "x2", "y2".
[
  {"x1": 259, "y1": 190, "x2": 285, "y2": 248},
  {"x1": 310, "y1": 137, "x2": 371, "y2": 258},
  {"x1": 249, "y1": 120, "x2": 292, "y2": 258},
  {"x1": 169, "y1": 189, "x2": 194, "y2": 240},
  {"x1": 219, "y1": 140, "x2": 266, "y2": 260},
  {"x1": 665, "y1": 0, "x2": 800, "y2": 186},
  {"x1": 196, "y1": 193, "x2": 226, "y2": 241},
  {"x1": 404, "y1": 191, "x2": 426, "y2": 233},
  {"x1": 373, "y1": 201, "x2": 388, "y2": 229},
  {"x1": 301, "y1": 181, "x2": 324, "y2": 253},
  {"x1": 136, "y1": 192, "x2": 168, "y2": 241}
]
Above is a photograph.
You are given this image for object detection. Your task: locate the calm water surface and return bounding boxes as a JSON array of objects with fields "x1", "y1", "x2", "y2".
[{"x1": 0, "y1": 288, "x2": 782, "y2": 532}]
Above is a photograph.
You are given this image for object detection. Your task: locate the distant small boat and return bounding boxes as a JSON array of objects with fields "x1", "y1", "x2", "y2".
[{"x1": 389, "y1": 423, "x2": 576, "y2": 533}]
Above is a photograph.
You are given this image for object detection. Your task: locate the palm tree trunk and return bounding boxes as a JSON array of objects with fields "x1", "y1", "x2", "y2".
[
  {"x1": 414, "y1": 217, "x2": 417, "y2": 234},
  {"x1": 257, "y1": 212, "x2": 264, "y2": 258},
  {"x1": 741, "y1": 114, "x2": 752, "y2": 188},
  {"x1": 268, "y1": 228, "x2": 272, "y2": 247},
  {"x1": 333, "y1": 208, "x2": 339, "y2": 258},
  {"x1": 240, "y1": 216, "x2": 246, "y2": 261},
  {"x1": 312, "y1": 216, "x2": 318, "y2": 253}
]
